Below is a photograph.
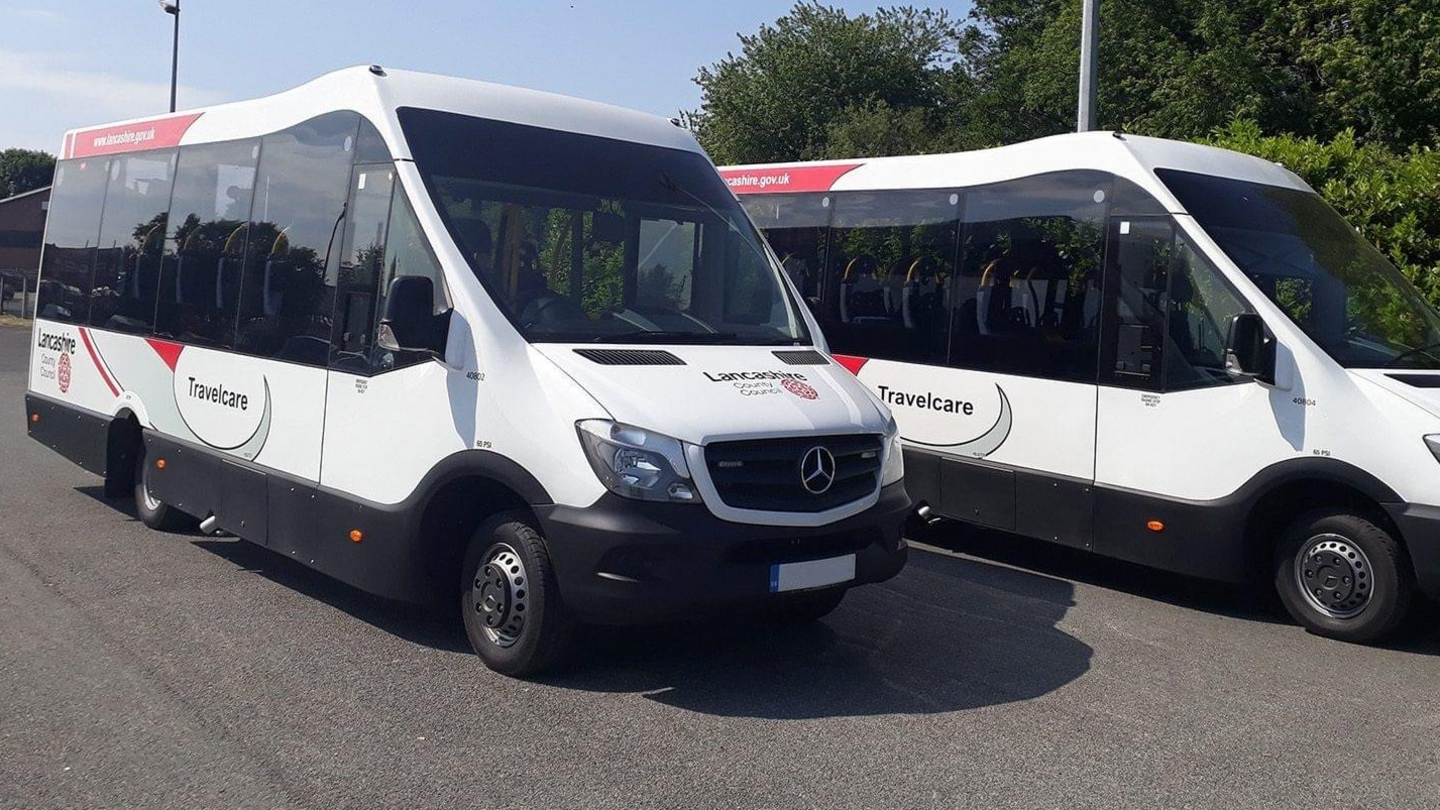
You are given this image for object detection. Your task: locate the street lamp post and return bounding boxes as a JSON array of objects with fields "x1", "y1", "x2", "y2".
[
  {"x1": 159, "y1": 0, "x2": 180, "y2": 113},
  {"x1": 1077, "y1": 0, "x2": 1099, "y2": 132}
]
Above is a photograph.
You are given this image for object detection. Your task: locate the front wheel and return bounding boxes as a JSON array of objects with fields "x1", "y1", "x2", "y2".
[
  {"x1": 461, "y1": 512, "x2": 576, "y2": 677},
  {"x1": 1273, "y1": 509, "x2": 1415, "y2": 644}
]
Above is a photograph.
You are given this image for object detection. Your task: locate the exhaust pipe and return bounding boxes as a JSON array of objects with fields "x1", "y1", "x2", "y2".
[{"x1": 198, "y1": 514, "x2": 220, "y2": 535}]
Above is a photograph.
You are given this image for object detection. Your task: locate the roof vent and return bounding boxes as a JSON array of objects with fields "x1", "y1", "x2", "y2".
[
  {"x1": 574, "y1": 349, "x2": 685, "y2": 366},
  {"x1": 368, "y1": 65, "x2": 386, "y2": 77}
]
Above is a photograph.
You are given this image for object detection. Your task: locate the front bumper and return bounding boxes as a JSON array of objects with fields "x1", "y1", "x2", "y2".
[
  {"x1": 536, "y1": 481, "x2": 911, "y2": 624},
  {"x1": 1383, "y1": 502, "x2": 1440, "y2": 599}
]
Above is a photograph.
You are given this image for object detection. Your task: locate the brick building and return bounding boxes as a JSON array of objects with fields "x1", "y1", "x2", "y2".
[{"x1": 0, "y1": 185, "x2": 49, "y2": 310}]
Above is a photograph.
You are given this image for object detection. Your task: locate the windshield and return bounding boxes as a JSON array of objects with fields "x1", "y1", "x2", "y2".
[
  {"x1": 398, "y1": 108, "x2": 810, "y2": 345},
  {"x1": 1158, "y1": 168, "x2": 1440, "y2": 369}
]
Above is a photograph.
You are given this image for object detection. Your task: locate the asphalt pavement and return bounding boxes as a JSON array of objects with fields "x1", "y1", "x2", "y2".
[{"x1": 2, "y1": 322, "x2": 1438, "y2": 810}]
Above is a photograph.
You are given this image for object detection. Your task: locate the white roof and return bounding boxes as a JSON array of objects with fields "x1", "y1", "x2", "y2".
[
  {"x1": 720, "y1": 131, "x2": 1311, "y2": 212},
  {"x1": 58, "y1": 65, "x2": 702, "y2": 161}
]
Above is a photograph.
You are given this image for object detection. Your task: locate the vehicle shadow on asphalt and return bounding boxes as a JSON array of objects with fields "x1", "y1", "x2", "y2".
[
  {"x1": 549, "y1": 548, "x2": 1094, "y2": 718},
  {"x1": 917, "y1": 520, "x2": 1287, "y2": 625}
]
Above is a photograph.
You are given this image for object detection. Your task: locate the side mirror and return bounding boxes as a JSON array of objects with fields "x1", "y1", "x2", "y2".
[
  {"x1": 378, "y1": 275, "x2": 438, "y2": 353},
  {"x1": 1225, "y1": 313, "x2": 1276, "y2": 384}
]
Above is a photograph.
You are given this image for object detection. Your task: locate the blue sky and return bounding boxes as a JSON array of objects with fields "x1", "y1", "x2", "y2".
[{"x1": 1, "y1": 0, "x2": 971, "y2": 153}]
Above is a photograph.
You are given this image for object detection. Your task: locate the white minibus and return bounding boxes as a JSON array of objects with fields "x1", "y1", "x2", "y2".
[
  {"x1": 24, "y1": 67, "x2": 909, "y2": 675},
  {"x1": 724, "y1": 134, "x2": 1440, "y2": 643}
]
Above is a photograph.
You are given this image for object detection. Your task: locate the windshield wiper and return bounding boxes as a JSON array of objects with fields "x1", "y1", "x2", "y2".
[
  {"x1": 1384, "y1": 340, "x2": 1440, "y2": 368},
  {"x1": 594, "y1": 330, "x2": 740, "y2": 344}
]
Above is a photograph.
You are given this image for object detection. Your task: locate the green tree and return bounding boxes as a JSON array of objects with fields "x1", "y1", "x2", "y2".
[
  {"x1": 1211, "y1": 119, "x2": 1440, "y2": 304},
  {"x1": 688, "y1": 2, "x2": 974, "y2": 163},
  {"x1": 0, "y1": 148, "x2": 55, "y2": 197},
  {"x1": 963, "y1": 0, "x2": 1440, "y2": 149}
]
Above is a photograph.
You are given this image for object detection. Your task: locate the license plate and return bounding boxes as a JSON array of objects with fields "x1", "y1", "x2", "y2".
[{"x1": 769, "y1": 554, "x2": 856, "y2": 593}]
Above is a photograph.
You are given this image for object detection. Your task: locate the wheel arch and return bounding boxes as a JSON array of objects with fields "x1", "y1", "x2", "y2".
[
  {"x1": 401, "y1": 450, "x2": 554, "y2": 600},
  {"x1": 103, "y1": 407, "x2": 145, "y2": 497},
  {"x1": 1240, "y1": 458, "x2": 1405, "y2": 577}
]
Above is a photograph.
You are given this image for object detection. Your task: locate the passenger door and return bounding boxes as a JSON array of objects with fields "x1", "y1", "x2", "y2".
[
  {"x1": 318, "y1": 170, "x2": 457, "y2": 508},
  {"x1": 1093, "y1": 215, "x2": 1264, "y2": 568}
]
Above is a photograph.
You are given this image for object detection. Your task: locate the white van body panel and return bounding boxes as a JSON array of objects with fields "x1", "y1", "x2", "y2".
[
  {"x1": 723, "y1": 132, "x2": 1440, "y2": 596},
  {"x1": 38, "y1": 65, "x2": 893, "y2": 522}
]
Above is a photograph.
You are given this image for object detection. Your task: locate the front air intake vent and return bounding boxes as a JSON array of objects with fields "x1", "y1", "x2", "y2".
[
  {"x1": 705, "y1": 434, "x2": 883, "y2": 513},
  {"x1": 573, "y1": 349, "x2": 685, "y2": 366},
  {"x1": 772, "y1": 350, "x2": 830, "y2": 366},
  {"x1": 1388, "y1": 373, "x2": 1440, "y2": 388}
]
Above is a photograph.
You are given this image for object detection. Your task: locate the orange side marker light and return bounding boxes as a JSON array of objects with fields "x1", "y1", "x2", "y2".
[
  {"x1": 349, "y1": 529, "x2": 364, "y2": 543},
  {"x1": 30, "y1": 413, "x2": 39, "y2": 423},
  {"x1": 1146, "y1": 520, "x2": 1165, "y2": 532},
  {"x1": 156, "y1": 459, "x2": 166, "y2": 469}
]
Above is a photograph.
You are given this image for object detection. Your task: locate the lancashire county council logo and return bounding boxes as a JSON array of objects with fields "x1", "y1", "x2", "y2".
[
  {"x1": 57, "y1": 352, "x2": 72, "y2": 394},
  {"x1": 781, "y1": 378, "x2": 819, "y2": 400}
]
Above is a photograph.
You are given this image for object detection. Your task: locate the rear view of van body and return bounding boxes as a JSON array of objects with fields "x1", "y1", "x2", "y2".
[
  {"x1": 24, "y1": 67, "x2": 909, "y2": 675},
  {"x1": 724, "y1": 133, "x2": 1440, "y2": 643}
]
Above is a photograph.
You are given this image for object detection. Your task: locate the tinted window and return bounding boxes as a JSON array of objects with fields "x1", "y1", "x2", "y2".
[
  {"x1": 372, "y1": 190, "x2": 449, "y2": 371},
  {"x1": 353, "y1": 117, "x2": 391, "y2": 163},
  {"x1": 402, "y1": 108, "x2": 809, "y2": 345},
  {"x1": 157, "y1": 140, "x2": 258, "y2": 346},
  {"x1": 1101, "y1": 217, "x2": 1251, "y2": 390},
  {"x1": 740, "y1": 193, "x2": 831, "y2": 307},
  {"x1": 37, "y1": 158, "x2": 109, "y2": 323},
  {"x1": 330, "y1": 163, "x2": 395, "y2": 370},
  {"x1": 90, "y1": 150, "x2": 176, "y2": 334},
  {"x1": 950, "y1": 171, "x2": 1110, "y2": 382},
  {"x1": 236, "y1": 112, "x2": 358, "y2": 364},
  {"x1": 823, "y1": 191, "x2": 959, "y2": 364},
  {"x1": 1159, "y1": 168, "x2": 1440, "y2": 369}
]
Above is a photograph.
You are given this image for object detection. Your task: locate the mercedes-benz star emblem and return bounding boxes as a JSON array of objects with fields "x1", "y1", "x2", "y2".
[{"x1": 799, "y1": 446, "x2": 837, "y2": 495}]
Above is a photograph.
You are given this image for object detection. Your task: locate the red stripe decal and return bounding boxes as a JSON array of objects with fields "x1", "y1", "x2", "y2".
[
  {"x1": 144, "y1": 338, "x2": 184, "y2": 371},
  {"x1": 78, "y1": 328, "x2": 121, "y2": 397},
  {"x1": 720, "y1": 163, "x2": 862, "y2": 195},
  {"x1": 832, "y1": 354, "x2": 869, "y2": 375},
  {"x1": 70, "y1": 112, "x2": 203, "y2": 159}
]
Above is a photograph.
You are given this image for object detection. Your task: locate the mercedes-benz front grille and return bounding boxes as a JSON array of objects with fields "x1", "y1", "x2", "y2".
[{"x1": 703, "y1": 434, "x2": 883, "y2": 513}]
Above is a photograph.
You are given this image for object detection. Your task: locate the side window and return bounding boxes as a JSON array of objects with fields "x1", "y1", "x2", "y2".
[
  {"x1": 90, "y1": 150, "x2": 176, "y2": 334},
  {"x1": 236, "y1": 111, "x2": 357, "y2": 364},
  {"x1": 37, "y1": 158, "x2": 109, "y2": 324},
  {"x1": 373, "y1": 190, "x2": 448, "y2": 371},
  {"x1": 1100, "y1": 217, "x2": 1251, "y2": 390},
  {"x1": 824, "y1": 191, "x2": 959, "y2": 364},
  {"x1": 740, "y1": 193, "x2": 830, "y2": 308},
  {"x1": 1101, "y1": 218, "x2": 1172, "y2": 386},
  {"x1": 157, "y1": 140, "x2": 259, "y2": 347},
  {"x1": 950, "y1": 171, "x2": 1109, "y2": 382},
  {"x1": 330, "y1": 163, "x2": 395, "y2": 369}
]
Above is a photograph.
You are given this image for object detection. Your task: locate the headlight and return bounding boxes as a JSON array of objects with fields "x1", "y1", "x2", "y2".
[
  {"x1": 576, "y1": 420, "x2": 701, "y2": 503},
  {"x1": 882, "y1": 415, "x2": 904, "y2": 486}
]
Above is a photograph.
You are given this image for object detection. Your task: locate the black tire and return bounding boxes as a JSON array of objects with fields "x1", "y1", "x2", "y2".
[
  {"x1": 133, "y1": 443, "x2": 192, "y2": 532},
  {"x1": 1273, "y1": 509, "x2": 1415, "y2": 644},
  {"x1": 461, "y1": 511, "x2": 576, "y2": 677},
  {"x1": 766, "y1": 587, "x2": 846, "y2": 624}
]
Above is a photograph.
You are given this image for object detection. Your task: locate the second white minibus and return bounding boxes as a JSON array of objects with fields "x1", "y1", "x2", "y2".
[
  {"x1": 724, "y1": 134, "x2": 1440, "y2": 643},
  {"x1": 24, "y1": 67, "x2": 910, "y2": 675}
]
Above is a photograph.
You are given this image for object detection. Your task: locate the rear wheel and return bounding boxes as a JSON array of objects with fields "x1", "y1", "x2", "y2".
[
  {"x1": 461, "y1": 511, "x2": 576, "y2": 677},
  {"x1": 1273, "y1": 509, "x2": 1414, "y2": 643},
  {"x1": 133, "y1": 444, "x2": 191, "y2": 532}
]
